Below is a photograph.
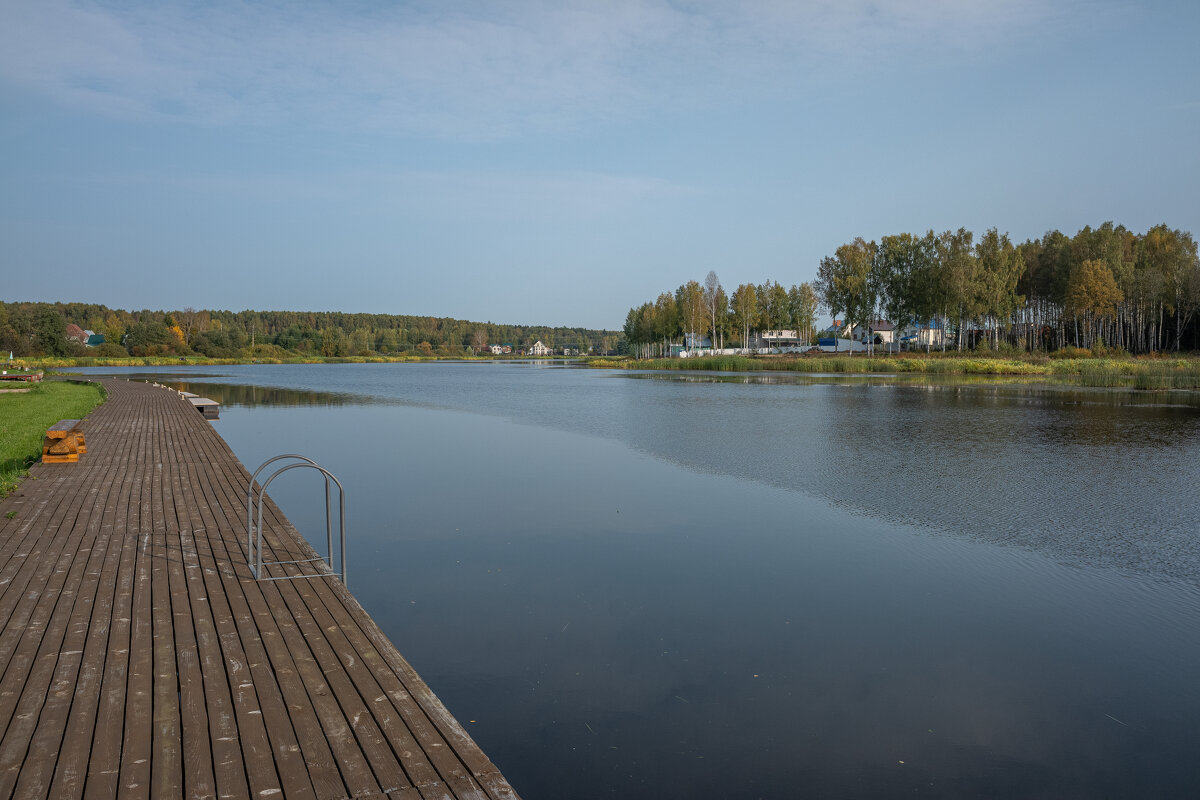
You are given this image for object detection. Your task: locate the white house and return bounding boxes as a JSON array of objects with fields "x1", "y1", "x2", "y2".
[
  {"x1": 529, "y1": 341, "x2": 551, "y2": 356},
  {"x1": 900, "y1": 318, "x2": 950, "y2": 348},
  {"x1": 760, "y1": 329, "x2": 803, "y2": 347},
  {"x1": 851, "y1": 320, "x2": 896, "y2": 345}
]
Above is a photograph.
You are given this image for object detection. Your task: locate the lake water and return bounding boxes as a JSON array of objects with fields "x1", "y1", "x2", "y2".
[{"x1": 78, "y1": 363, "x2": 1200, "y2": 799}]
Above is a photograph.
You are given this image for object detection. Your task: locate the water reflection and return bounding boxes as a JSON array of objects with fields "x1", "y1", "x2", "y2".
[
  {"x1": 615, "y1": 378, "x2": 1200, "y2": 582},
  {"x1": 77, "y1": 372, "x2": 378, "y2": 408},
  {"x1": 159, "y1": 380, "x2": 375, "y2": 409},
  {"x1": 630, "y1": 368, "x2": 1200, "y2": 399}
]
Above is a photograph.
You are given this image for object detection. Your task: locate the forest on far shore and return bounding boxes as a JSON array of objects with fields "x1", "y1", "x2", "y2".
[
  {"x1": 623, "y1": 223, "x2": 1200, "y2": 356},
  {"x1": 0, "y1": 303, "x2": 621, "y2": 359}
]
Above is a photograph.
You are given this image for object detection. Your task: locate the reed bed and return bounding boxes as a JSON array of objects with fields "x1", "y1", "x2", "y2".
[
  {"x1": 17, "y1": 352, "x2": 1200, "y2": 389},
  {"x1": 607, "y1": 355, "x2": 1049, "y2": 375},
  {"x1": 595, "y1": 353, "x2": 1200, "y2": 389},
  {"x1": 1060, "y1": 358, "x2": 1200, "y2": 389}
]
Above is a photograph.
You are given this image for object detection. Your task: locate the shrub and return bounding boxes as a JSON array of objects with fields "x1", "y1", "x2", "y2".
[{"x1": 93, "y1": 342, "x2": 128, "y2": 357}]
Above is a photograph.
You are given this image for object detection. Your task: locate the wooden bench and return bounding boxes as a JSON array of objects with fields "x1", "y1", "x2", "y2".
[{"x1": 42, "y1": 419, "x2": 86, "y2": 463}]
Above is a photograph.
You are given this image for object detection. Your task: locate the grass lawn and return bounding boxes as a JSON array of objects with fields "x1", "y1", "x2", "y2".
[{"x1": 0, "y1": 381, "x2": 106, "y2": 498}]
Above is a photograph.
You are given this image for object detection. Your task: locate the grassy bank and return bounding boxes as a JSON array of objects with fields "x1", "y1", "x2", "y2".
[
  {"x1": 0, "y1": 381, "x2": 106, "y2": 498},
  {"x1": 589, "y1": 353, "x2": 1200, "y2": 389}
]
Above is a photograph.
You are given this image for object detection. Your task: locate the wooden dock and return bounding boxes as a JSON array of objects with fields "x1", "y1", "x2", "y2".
[
  {"x1": 0, "y1": 379, "x2": 521, "y2": 800},
  {"x1": 179, "y1": 391, "x2": 220, "y2": 419}
]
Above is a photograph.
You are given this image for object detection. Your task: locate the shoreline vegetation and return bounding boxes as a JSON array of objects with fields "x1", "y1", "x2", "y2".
[
  {"x1": 9, "y1": 350, "x2": 1200, "y2": 390},
  {"x1": 588, "y1": 352, "x2": 1200, "y2": 389},
  {"x1": 0, "y1": 380, "x2": 106, "y2": 498}
]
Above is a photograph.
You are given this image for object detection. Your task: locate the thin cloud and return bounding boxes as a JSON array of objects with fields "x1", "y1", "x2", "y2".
[
  {"x1": 64, "y1": 163, "x2": 697, "y2": 217},
  {"x1": 1, "y1": 0, "x2": 1095, "y2": 137}
]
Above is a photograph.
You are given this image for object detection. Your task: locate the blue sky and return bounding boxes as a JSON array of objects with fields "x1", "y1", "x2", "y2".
[{"x1": 2, "y1": 1, "x2": 1197, "y2": 329}]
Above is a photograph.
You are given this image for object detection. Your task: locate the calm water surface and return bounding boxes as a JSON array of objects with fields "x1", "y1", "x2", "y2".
[{"x1": 80, "y1": 363, "x2": 1200, "y2": 799}]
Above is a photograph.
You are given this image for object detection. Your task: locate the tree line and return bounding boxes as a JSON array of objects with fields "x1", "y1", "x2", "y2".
[
  {"x1": 624, "y1": 223, "x2": 1200, "y2": 356},
  {"x1": 623, "y1": 272, "x2": 819, "y2": 357},
  {"x1": 0, "y1": 302, "x2": 621, "y2": 359}
]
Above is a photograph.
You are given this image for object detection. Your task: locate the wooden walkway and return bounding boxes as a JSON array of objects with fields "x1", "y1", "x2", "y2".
[{"x1": 0, "y1": 379, "x2": 521, "y2": 800}]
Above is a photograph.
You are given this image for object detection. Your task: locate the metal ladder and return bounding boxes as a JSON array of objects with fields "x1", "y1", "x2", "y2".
[{"x1": 246, "y1": 454, "x2": 347, "y2": 586}]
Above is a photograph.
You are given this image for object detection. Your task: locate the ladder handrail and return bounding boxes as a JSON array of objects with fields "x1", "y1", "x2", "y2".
[
  {"x1": 247, "y1": 454, "x2": 322, "y2": 559},
  {"x1": 247, "y1": 456, "x2": 347, "y2": 587}
]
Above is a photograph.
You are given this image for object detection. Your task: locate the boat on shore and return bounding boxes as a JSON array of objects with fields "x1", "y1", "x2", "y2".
[{"x1": 0, "y1": 369, "x2": 43, "y2": 382}]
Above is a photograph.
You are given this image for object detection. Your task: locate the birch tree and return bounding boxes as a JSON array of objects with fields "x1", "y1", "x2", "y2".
[
  {"x1": 704, "y1": 271, "x2": 724, "y2": 349},
  {"x1": 731, "y1": 283, "x2": 758, "y2": 350}
]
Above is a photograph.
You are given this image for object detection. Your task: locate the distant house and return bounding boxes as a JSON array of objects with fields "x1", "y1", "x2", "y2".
[
  {"x1": 816, "y1": 320, "x2": 851, "y2": 340},
  {"x1": 65, "y1": 324, "x2": 88, "y2": 345},
  {"x1": 86, "y1": 333, "x2": 106, "y2": 347},
  {"x1": 529, "y1": 341, "x2": 551, "y2": 356},
  {"x1": 852, "y1": 320, "x2": 895, "y2": 345},
  {"x1": 761, "y1": 329, "x2": 803, "y2": 347},
  {"x1": 819, "y1": 319, "x2": 853, "y2": 338},
  {"x1": 683, "y1": 333, "x2": 713, "y2": 350},
  {"x1": 899, "y1": 318, "x2": 949, "y2": 348},
  {"x1": 488, "y1": 344, "x2": 513, "y2": 355}
]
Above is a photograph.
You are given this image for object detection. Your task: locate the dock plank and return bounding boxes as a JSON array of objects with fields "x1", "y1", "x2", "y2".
[
  {"x1": 117, "y1": 467, "x2": 154, "y2": 800},
  {"x1": 7, "y1": 462, "x2": 127, "y2": 800},
  {"x1": 167, "y1": 463, "x2": 243, "y2": 800},
  {"x1": 0, "y1": 379, "x2": 521, "y2": 800},
  {"x1": 50, "y1": 462, "x2": 131, "y2": 800}
]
